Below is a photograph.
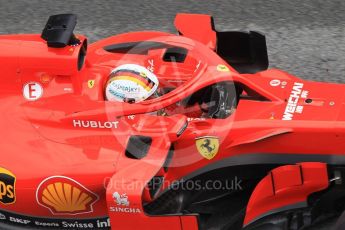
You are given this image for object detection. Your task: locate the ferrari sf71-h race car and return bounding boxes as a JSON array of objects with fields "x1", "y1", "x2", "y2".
[{"x1": 1, "y1": 13, "x2": 345, "y2": 230}]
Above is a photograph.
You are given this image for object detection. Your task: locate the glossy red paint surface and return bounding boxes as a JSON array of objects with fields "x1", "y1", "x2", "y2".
[{"x1": 0, "y1": 13, "x2": 342, "y2": 229}]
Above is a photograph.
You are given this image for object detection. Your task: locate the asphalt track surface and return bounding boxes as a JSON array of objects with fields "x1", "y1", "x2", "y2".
[
  {"x1": 2, "y1": 0, "x2": 345, "y2": 84},
  {"x1": 0, "y1": 0, "x2": 344, "y2": 229}
]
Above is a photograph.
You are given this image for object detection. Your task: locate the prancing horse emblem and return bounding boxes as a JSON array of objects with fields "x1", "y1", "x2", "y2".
[
  {"x1": 87, "y1": 80, "x2": 95, "y2": 89},
  {"x1": 195, "y1": 136, "x2": 220, "y2": 160}
]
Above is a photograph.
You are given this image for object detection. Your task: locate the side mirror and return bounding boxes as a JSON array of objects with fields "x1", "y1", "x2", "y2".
[{"x1": 41, "y1": 14, "x2": 80, "y2": 48}]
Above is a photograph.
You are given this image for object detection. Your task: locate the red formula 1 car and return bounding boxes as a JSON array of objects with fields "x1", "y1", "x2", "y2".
[{"x1": 1, "y1": 13, "x2": 345, "y2": 230}]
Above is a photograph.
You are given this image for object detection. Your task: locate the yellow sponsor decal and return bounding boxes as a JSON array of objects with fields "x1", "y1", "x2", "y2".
[
  {"x1": 36, "y1": 176, "x2": 99, "y2": 215},
  {"x1": 195, "y1": 136, "x2": 220, "y2": 160},
  {"x1": 40, "y1": 73, "x2": 51, "y2": 84},
  {"x1": 216, "y1": 64, "x2": 230, "y2": 72},
  {"x1": 0, "y1": 167, "x2": 16, "y2": 205},
  {"x1": 140, "y1": 72, "x2": 147, "y2": 78},
  {"x1": 87, "y1": 80, "x2": 95, "y2": 89}
]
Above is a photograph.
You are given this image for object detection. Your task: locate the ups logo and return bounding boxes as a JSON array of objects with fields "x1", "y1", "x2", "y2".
[{"x1": 0, "y1": 167, "x2": 16, "y2": 205}]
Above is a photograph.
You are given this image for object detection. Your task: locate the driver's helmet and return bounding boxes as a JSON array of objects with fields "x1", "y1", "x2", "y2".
[{"x1": 105, "y1": 64, "x2": 159, "y2": 103}]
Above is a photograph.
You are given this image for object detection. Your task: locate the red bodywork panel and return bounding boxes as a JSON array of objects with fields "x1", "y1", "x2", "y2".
[
  {"x1": 175, "y1": 13, "x2": 217, "y2": 50},
  {"x1": 0, "y1": 13, "x2": 341, "y2": 230},
  {"x1": 244, "y1": 162, "x2": 329, "y2": 226}
]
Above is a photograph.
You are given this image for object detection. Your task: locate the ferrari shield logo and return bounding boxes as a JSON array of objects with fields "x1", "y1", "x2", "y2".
[
  {"x1": 216, "y1": 64, "x2": 230, "y2": 72},
  {"x1": 196, "y1": 136, "x2": 220, "y2": 160},
  {"x1": 87, "y1": 80, "x2": 95, "y2": 89}
]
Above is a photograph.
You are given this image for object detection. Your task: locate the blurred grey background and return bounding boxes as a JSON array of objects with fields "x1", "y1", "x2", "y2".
[
  {"x1": 0, "y1": 0, "x2": 342, "y2": 229},
  {"x1": 1, "y1": 0, "x2": 345, "y2": 83}
]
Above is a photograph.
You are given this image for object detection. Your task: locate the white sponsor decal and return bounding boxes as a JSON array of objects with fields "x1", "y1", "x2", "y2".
[
  {"x1": 113, "y1": 192, "x2": 129, "y2": 206},
  {"x1": 281, "y1": 81, "x2": 287, "y2": 89},
  {"x1": 270, "y1": 79, "x2": 281, "y2": 87},
  {"x1": 112, "y1": 83, "x2": 140, "y2": 93},
  {"x1": 0, "y1": 210, "x2": 109, "y2": 229},
  {"x1": 194, "y1": 60, "x2": 201, "y2": 73},
  {"x1": 109, "y1": 206, "x2": 141, "y2": 213},
  {"x1": 127, "y1": 115, "x2": 136, "y2": 120},
  {"x1": 62, "y1": 221, "x2": 94, "y2": 229},
  {"x1": 110, "y1": 192, "x2": 141, "y2": 214},
  {"x1": 147, "y1": 59, "x2": 154, "y2": 72},
  {"x1": 282, "y1": 82, "x2": 309, "y2": 120},
  {"x1": 34, "y1": 221, "x2": 60, "y2": 227},
  {"x1": 23, "y1": 82, "x2": 43, "y2": 101},
  {"x1": 9, "y1": 216, "x2": 31, "y2": 225},
  {"x1": 96, "y1": 218, "x2": 111, "y2": 228},
  {"x1": 301, "y1": 90, "x2": 309, "y2": 99},
  {"x1": 187, "y1": 117, "x2": 206, "y2": 122},
  {"x1": 73, "y1": 120, "x2": 119, "y2": 129},
  {"x1": 63, "y1": 87, "x2": 73, "y2": 92}
]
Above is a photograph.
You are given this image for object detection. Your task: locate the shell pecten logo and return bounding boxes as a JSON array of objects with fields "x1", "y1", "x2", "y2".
[{"x1": 36, "y1": 176, "x2": 99, "y2": 215}]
